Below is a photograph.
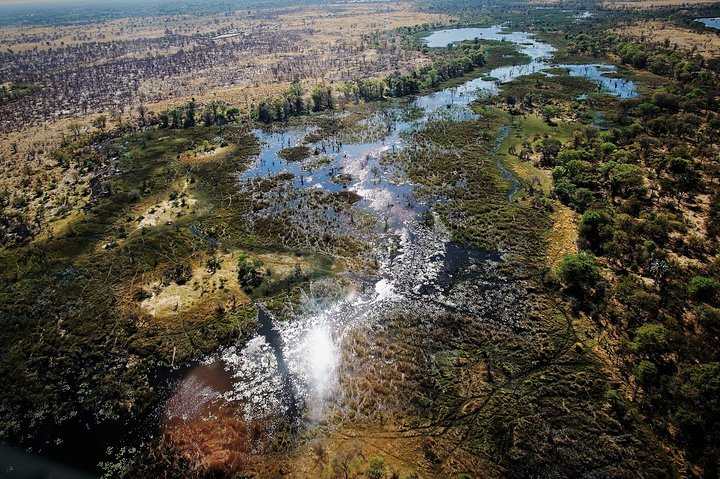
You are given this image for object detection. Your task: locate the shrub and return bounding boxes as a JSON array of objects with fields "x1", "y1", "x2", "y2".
[
  {"x1": 631, "y1": 324, "x2": 668, "y2": 357},
  {"x1": 367, "y1": 456, "x2": 387, "y2": 479},
  {"x1": 579, "y1": 209, "x2": 613, "y2": 250},
  {"x1": 696, "y1": 304, "x2": 720, "y2": 335},
  {"x1": 556, "y1": 252, "x2": 603, "y2": 297},
  {"x1": 635, "y1": 360, "x2": 658, "y2": 387},
  {"x1": 688, "y1": 276, "x2": 720, "y2": 303}
]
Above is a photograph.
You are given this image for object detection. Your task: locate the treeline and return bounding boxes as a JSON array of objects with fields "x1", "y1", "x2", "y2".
[
  {"x1": 549, "y1": 30, "x2": 720, "y2": 477},
  {"x1": 567, "y1": 32, "x2": 720, "y2": 78},
  {"x1": 251, "y1": 41, "x2": 488, "y2": 123},
  {"x1": 157, "y1": 99, "x2": 239, "y2": 129},
  {"x1": 150, "y1": 41, "x2": 488, "y2": 126}
]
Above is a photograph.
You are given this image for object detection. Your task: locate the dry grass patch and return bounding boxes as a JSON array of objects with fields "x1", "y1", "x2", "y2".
[
  {"x1": 135, "y1": 186, "x2": 199, "y2": 229},
  {"x1": 613, "y1": 21, "x2": 720, "y2": 58},
  {"x1": 179, "y1": 144, "x2": 234, "y2": 164},
  {"x1": 136, "y1": 252, "x2": 249, "y2": 319},
  {"x1": 129, "y1": 250, "x2": 312, "y2": 320},
  {"x1": 546, "y1": 204, "x2": 578, "y2": 269}
]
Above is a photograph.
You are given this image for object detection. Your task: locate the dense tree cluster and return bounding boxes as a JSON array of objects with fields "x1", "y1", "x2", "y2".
[
  {"x1": 250, "y1": 41, "x2": 487, "y2": 122},
  {"x1": 551, "y1": 30, "x2": 720, "y2": 476},
  {"x1": 155, "y1": 99, "x2": 238, "y2": 129}
]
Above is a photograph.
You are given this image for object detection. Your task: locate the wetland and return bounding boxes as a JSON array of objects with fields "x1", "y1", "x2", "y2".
[{"x1": 2, "y1": 2, "x2": 720, "y2": 478}]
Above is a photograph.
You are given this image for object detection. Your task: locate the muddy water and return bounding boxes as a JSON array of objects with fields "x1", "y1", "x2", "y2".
[{"x1": 163, "y1": 25, "x2": 637, "y2": 462}]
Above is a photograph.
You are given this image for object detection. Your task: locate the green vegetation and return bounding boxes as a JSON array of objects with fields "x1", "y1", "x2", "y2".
[
  {"x1": 536, "y1": 24, "x2": 720, "y2": 478},
  {"x1": 248, "y1": 40, "x2": 526, "y2": 124},
  {"x1": 3, "y1": 3, "x2": 720, "y2": 478},
  {"x1": 0, "y1": 79, "x2": 35, "y2": 105},
  {"x1": 277, "y1": 145, "x2": 312, "y2": 162},
  {"x1": 0, "y1": 120, "x2": 332, "y2": 452},
  {"x1": 556, "y1": 252, "x2": 604, "y2": 298}
]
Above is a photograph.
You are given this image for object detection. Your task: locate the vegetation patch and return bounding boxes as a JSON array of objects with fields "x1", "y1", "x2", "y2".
[{"x1": 278, "y1": 145, "x2": 312, "y2": 162}]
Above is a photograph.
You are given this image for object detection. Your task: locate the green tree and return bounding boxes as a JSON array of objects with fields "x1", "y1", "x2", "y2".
[
  {"x1": 579, "y1": 209, "x2": 613, "y2": 251},
  {"x1": 366, "y1": 456, "x2": 387, "y2": 479},
  {"x1": 607, "y1": 163, "x2": 646, "y2": 199},
  {"x1": 556, "y1": 252, "x2": 603, "y2": 297},
  {"x1": 689, "y1": 276, "x2": 720, "y2": 303},
  {"x1": 541, "y1": 106, "x2": 556, "y2": 124},
  {"x1": 631, "y1": 323, "x2": 668, "y2": 357},
  {"x1": 237, "y1": 252, "x2": 263, "y2": 290},
  {"x1": 183, "y1": 99, "x2": 196, "y2": 127},
  {"x1": 634, "y1": 360, "x2": 658, "y2": 387}
]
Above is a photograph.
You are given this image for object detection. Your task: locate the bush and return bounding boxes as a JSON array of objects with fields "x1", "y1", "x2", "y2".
[
  {"x1": 556, "y1": 252, "x2": 603, "y2": 297},
  {"x1": 237, "y1": 252, "x2": 264, "y2": 290},
  {"x1": 672, "y1": 363, "x2": 720, "y2": 439},
  {"x1": 631, "y1": 323, "x2": 668, "y2": 357},
  {"x1": 696, "y1": 304, "x2": 720, "y2": 335},
  {"x1": 635, "y1": 360, "x2": 658, "y2": 387},
  {"x1": 163, "y1": 263, "x2": 192, "y2": 286},
  {"x1": 579, "y1": 209, "x2": 613, "y2": 250},
  {"x1": 688, "y1": 276, "x2": 720, "y2": 303},
  {"x1": 367, "y1": 456, "x2": 387, "y2": 479}
]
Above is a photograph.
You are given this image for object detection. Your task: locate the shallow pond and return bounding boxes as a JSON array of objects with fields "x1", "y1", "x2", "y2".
[
  {"x1": 424, "y1": 26, "x2": 637, "y2": 100},
  {"x1": 556, "y1": 63, "x2": 637, "y2": 99},
  {"x1": 696, "y1": 17, "x2": 720, "y2": 29}
]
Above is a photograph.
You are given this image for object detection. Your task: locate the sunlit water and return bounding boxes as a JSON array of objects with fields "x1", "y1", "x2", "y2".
[
  {"x1": 166, "y1": 25, "x2": 637, "y2": 433},
  {"x1": 555, "y1": 63, "x2": 637, "y2": 99}
]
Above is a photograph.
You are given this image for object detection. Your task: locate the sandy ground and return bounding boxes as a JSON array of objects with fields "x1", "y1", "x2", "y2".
[
  {"x1": 546, "y1": 205, "x2": 579, "y2": 268},
  {"x1": 136, "y1": 250, "x2": 311, "y2": 319},
  {"x1": 139, "y1": 252, "x2": 248, "y2": 318},
  {"x1": 612, "y1": 21, "x2": 720, "y2": 58},
  {"x1": 136, "y1": 194, "x2": 198, "y2": 228},
  {"x1": 179, "y1": 144, "x2": 234, "y2": 164}
]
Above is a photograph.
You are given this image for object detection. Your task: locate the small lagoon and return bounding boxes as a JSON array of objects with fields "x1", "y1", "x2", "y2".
[{"x1": 696, "y1": 17, "x2": 720, "y2": 29}]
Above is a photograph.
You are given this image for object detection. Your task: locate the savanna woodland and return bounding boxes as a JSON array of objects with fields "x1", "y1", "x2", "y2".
[{"x1": 1, "y1": 0, "x2": 720, "y2": 477}]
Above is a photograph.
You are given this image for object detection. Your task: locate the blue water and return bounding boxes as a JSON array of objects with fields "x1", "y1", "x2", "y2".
[
  {"x1": 424, "y1": 27, "x2": 637, "y2": 100},
  {"x1": 556, "y1": 64, "x2": 638, "y2": 99},
  {"x1": 239, "y1": 27, "x2": 637, "y2": 233},
  {"x1": 423, "y1": 25, "x2": 536, "y2": 48},
  {"x1": 696, "y1": 17, "x2": 720, "y2": 29}
]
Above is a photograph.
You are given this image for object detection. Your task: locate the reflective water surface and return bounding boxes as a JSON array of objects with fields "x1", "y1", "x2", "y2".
[{"x1": 696, "y1": 17, "x2": 720, "y2": 29}]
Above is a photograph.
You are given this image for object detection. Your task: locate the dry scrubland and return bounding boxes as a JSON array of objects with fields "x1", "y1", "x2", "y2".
[{"x1": 612, "y1": 20, "x2": 720, "y2": 57}]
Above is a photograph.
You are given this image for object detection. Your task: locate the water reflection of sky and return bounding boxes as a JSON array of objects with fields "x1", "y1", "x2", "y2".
[
  {"x1": 423, "y1": 25, "x2": 637, "y2": 100},
  {"x1": 556, "y1": 64, "x2": 637, "y2": 99},
  {"x1": 696, "y1": 17, "x2": 720, "y2": 29}
]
